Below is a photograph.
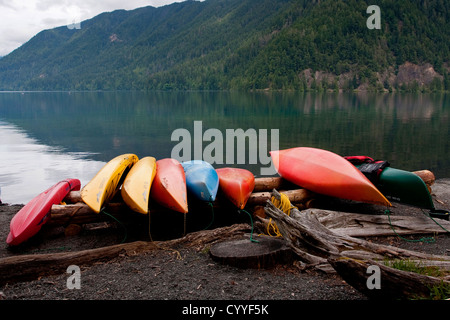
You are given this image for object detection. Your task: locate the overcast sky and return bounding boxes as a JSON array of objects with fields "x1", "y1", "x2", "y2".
[{"x1": 0, "y1": 0, "x2": 185, "y2": 56}]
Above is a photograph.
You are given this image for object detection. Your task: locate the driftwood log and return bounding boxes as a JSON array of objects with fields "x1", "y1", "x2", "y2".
[
  {"x1": 0, "y1": 224, "x2": 250, "y2": 286},
  {"x1": 264, "y1": 190, "x2": 450, "y2": 299},
  {"x1": 329, "y1": 258, "x2": 449, "y2": 300},
  {"x1": 308, "y1": 209, "x2": 450, "y2": 237},
  {"x1": 48, "y1": 188, "x2": 318, "y2": 227}
]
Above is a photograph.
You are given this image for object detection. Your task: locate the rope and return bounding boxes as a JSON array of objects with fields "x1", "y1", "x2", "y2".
[
  {"x1": 384, "y1": 209, "x2": 436, "y2": 243},
  {"x1": 421, "y1": 209, "x2": 450, "y2": 234},
  {"x1": 267, "y1": 193, "x2": 297, "y2": 237},
  {"x1": 239, "y1": 209, "x2": 259, "y2": 243}
]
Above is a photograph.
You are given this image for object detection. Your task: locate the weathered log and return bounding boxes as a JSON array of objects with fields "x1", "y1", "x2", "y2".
[
  {"x1": 311, "y1": 209, "x2": 450, "y2": 237},
  {"x1": 50, "y1": 188, "x2": 319, "y2": 227},
  {"x1": 246, "y1": 188, "x2": 317, "y2": 207},
  {"x1": 328, "y1": 258, "x2": 450, "y2": 300},
  {"x1": 413, "y1": 170, "x2": 435, "y2": 186},
  {"x1": 263, "y1": 190, "x2": 450, "y2": 265},
  {"x1": 0, "y1": 223, "x2": 250, "y2": 286},
  {"x1": 48, "y1": 203, "x2": 126, "y2": 226},
  {"x1": 252, "y1": 177, "x2": 297, "y2": 192}
]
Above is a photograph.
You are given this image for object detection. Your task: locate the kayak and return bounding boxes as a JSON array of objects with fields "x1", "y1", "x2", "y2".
[
  {"x1": 366, "y1": 166, "x2": 435, "y2": 209},
  {"x1": 345, "y1": 156, "x2": 449, "y2": 220},
  {"x1": 81, "y1": 154, "x2": 138, "y2": 213},
  {"x1": 216, "y1": 167, "x2": 255, "y2": 209},
  {"x1": 121, "y1": 156, "x2": 157, "y2": 214},
  {"x1": 182, "y1": 160, "x2": 219, "y2": 203},
  {"x1": 150, "y1": 158, "x2": 188, "y2": 213},
  {"x1": 270, "y1": 147, "x2": 391, "y2": 207},
  {"x1": 377, "y1": 168, "x2": 449, "y2": 219},
  {"x1": 7, "y1": 179, "x2": 81, "y2": 246}
]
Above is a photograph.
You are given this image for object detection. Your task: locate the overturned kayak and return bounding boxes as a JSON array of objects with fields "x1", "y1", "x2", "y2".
[
  {"x1": 182, "y1": 160, "x2": 219, "y2": 203},
  {"x1": 378, "y1": 167, "x2": 435, "y2": 209},
  {"x1": 216, "y1": 167, "x2": 255, "y2": 209},
  {"x1": 81, "y1": 154, "x2": 138, "y2": 213},
  {"x1": 344, "y1": 155, "x2": 440, "y2": 209},
  {"x1": 121, "y1": 156, "x2": 157, "y2": 214},
  {"x1": 151, "y1": 158, "x2": 188, "y2": 213},
  {"x1": 7, "y1": 179, "x2": 81, "y2": 246},
  {"x1": 270, "y1": 147, "x2": 391, "y2": 207}
]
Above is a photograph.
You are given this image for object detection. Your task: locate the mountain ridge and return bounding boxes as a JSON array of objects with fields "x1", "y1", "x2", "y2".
[{"x1": 0, "y1": 0, "x2": 448, "y2": 91}]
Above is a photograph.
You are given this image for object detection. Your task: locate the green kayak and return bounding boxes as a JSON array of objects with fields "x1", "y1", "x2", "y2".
[
  {"x1": 346, "y1": 156, "x2": 449, "y2": 220},
  {"x1": 376, "y1": 167, "x2": 434, "y2": 209}
]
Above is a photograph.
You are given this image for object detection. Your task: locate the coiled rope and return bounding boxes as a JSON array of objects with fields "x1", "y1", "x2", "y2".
[{"x1": 267, "y1": 193, "x2": 297, "y2": 237}]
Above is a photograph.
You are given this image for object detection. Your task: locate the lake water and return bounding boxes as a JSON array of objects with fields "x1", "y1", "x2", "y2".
[{"x1": 0, "y1": 91, "x2": 449, "y2": 204}]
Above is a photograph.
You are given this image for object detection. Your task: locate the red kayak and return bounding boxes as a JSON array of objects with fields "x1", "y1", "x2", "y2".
[
  {"x1": 7, "y1": 178, "x2": 81, "y2": 246},
  {"x1": 150, "y1": 158, "x2": 188, "y2": 213},
  {"x1": 270, "y1": 147, "x2": 391, "y2": 207},
  {"x1": 216, "y1": 167, "x2": 255, "y2": 209}
]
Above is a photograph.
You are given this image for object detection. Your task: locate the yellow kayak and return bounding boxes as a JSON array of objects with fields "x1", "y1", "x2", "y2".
[
  {"x1": 81, "y1": 154, "x2": 138, "y2": 213},
  {"x1": 121, "y1": 156, "x2": 157, "y2": 214}
]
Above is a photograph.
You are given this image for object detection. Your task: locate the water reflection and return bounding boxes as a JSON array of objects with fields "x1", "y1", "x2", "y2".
[
  {"x1": 0, "y1": 122, "x2": 105, "y2": 204},
  {"x1": 0, "y1": 91, "x2": 449, "y2": 204}
]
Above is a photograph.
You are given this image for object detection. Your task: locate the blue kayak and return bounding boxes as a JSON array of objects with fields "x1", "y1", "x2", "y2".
[{"x1": 182, "y1": 160, "x2": 219, "y2": 202}]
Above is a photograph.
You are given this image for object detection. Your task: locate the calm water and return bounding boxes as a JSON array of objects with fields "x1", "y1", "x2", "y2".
[{"x1": 0, "y1": 91, "x2": 449, "y2": 204}]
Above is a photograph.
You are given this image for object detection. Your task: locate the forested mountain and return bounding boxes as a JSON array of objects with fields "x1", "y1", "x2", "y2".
[{"x1": 0, "y1": 0, "x2": 448, "y2": 91}]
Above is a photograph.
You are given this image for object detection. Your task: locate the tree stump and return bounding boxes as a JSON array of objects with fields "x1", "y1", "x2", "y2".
[{"x1": 209, "y1": 235, "x2": 294, "y2": 269}]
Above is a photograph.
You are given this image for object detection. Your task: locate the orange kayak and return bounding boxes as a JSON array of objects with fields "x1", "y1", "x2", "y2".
[
  {"x1": 270, "y1": 147, "x2": 391, "y2": 207},
  {"x1": 216, "y1": 167, "x2": 255, "y2": 209},
  {"x1": 150, "y1": 158, "x2": 188, "y2": 213}
]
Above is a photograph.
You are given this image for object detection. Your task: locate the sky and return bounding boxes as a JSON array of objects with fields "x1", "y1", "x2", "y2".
[{"x1": 0, "y1": 0, "x2": 185, "y2": 56}]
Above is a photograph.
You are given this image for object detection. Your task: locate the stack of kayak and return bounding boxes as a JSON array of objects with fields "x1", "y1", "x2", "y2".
[
  {"x1": 6, "y1": 147, "x2": 448, "y2": 246},
  {"x1": 6, "y1": 154, "x2": 256, "y2": 246}
]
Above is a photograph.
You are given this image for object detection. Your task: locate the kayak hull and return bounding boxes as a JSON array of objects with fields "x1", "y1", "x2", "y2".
[
  {"x1": 182, "y1": 160, "x2": 219, "y2": 203},
  {"x1": 270, "y1": 147, "x2": 391, "y2": 207},
  {"x1": 216, "y1": 168, "x2": 255, "y2": 209},
  {"x1": 7, "y1": 179, "x2": 81, "y2": 246},
  {"x1": 377, "y1": 167, "x2": 435, "y2": 209},
  {"x1": 81, "y1": 154, "x2": 138, "y2": 213},
  {"x1": 150, "y1": 158, "x2": 188, "y2": 213},
  {"x1": 121, "y1": 156, "x2": 157, "y2": 214}
]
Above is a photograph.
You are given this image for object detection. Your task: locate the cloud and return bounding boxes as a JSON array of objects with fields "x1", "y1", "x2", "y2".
[{"x1": 0, "y1": 0, "x2": 184, "y2": 56}]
